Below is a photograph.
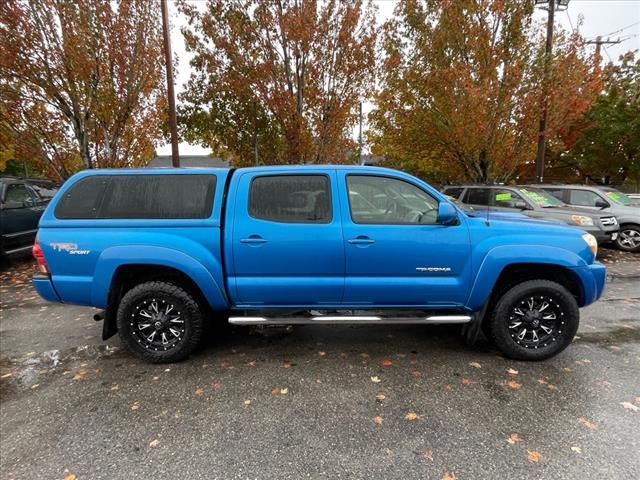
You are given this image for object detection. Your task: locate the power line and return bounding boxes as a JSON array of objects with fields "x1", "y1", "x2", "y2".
[
  {"x1": 603, "y1": 45, "x2": 613, "y2": 63},
  {"x1": 603, "y1": 21, "x2": 640, "y2": 38}
]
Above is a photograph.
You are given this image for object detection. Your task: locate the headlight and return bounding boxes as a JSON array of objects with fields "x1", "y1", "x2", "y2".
[
  {"x1": 582, "y1": 233, "x2": 598, "y2": 258},
  {"x1": 571, "y1": 215, "x2": 594, "y2": 226}
]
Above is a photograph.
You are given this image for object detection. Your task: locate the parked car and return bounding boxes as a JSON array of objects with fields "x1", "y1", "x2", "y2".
[
  {"x1": 536, "y1": 185, "x2": 640, "y2": 253},
  {"x1": 32, "y1": 167, "x2": 606, "y2": 363},
  {"x1": 442, "y1": 185, "x2": 619, "y2": 245},
  {"x1": 1, "y1": 177, "x2": 58, "y2": 260}
]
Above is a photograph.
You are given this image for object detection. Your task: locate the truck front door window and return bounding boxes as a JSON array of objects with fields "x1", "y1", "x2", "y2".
[{"x1": 347, "y1": 175, "x2": 438, "y2": 224}]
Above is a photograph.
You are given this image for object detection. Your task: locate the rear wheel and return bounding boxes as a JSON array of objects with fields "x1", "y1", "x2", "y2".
[
  {"x1": 116, "y1": 281, "x2": 204, "y2": 363},
  {"x1": 615, "y1": 224, "x2": 640, "y2": 253},
  {"x1": 487, "y1": 280, "x2": 579, "y2": 361}
]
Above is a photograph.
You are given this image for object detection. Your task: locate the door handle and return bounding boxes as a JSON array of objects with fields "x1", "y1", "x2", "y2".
[
  {"x1": 240, "y1": 235, "x2": 268, "y2": 244},
  {"x1": 348, "y1": 236, "x2": 375, "y2": 245}
]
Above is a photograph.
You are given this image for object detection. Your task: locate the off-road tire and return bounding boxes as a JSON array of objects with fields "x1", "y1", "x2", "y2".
[
  {"x1": 487, "y1": 280, "x2": 579, "y2": 361},
  {"x1": 116, "y1": 281, "x2": 204, "y2": 363}
]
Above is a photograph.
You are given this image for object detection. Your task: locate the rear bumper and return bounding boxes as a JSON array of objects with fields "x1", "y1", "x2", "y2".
[
  {"x1": 571, "y1": 262, "x2": 607, "y2": 307},
  {"x1": 32, "y1": 274, "x2": 62, "y2": 303}
]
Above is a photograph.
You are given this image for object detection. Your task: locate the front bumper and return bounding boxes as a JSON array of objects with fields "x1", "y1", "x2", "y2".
[
  {"x1": 583, "y1": 225, "x2": 619, "y2": 244},
  {"x1": 571, "y1": 262, "x2": 607, "y2": 307},
  {"x1": 32, "y1": 274, "x2": 62, "y2": 303}
]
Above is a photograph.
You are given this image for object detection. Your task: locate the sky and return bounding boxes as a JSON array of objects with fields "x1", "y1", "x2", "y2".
[{"x1": 157, "y1": 0, "x2": 640, "y2": 156}]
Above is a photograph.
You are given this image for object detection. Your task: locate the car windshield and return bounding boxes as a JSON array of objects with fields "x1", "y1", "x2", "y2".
[
  {"x1": 518, "y1": 187, "x2": 564, "y2": 207},
  {"x1": 603, "y1": 189, "x2": 633, "y2": 206}
]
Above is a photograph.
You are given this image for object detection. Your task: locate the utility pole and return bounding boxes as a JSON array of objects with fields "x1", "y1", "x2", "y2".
[
  {"x1": 533, "y1": 0, "x2": 569, "y2": 183},
  {"x1": 357, "y1": 102, "x2": 364, "y2": 166},
  {"x1": 585, "y1": 36, "x2": 621, "y2": 63},
  {"x1": 161, "y1": 0, "x2": 180, "y2": 168}
]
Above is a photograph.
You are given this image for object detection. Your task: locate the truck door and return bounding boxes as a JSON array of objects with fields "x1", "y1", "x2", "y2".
[
  {"x1": 0, "y1": 182, "x2": 41, "y2": 254},
  {"x1": 230, "y1": 169, "x2": 344, "y2": 306},
  {"x1": 338, "y1": 172, "x2": 472, "y2": 307}
]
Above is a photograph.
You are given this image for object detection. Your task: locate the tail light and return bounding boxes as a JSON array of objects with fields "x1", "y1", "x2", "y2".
[{"x1": 33, "y1": 239, "x2": 50, "y2": 274}]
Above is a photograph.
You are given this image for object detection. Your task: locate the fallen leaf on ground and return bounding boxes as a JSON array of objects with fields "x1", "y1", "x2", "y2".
[
  {"x1": 64, "y1": 475, "x2": 77, "y2": 480},
  {"x1": 423, "y1": 450, "x2": 433, "y2": 461},
  {"x1": 571, "y1": 446, "x2": 582, "y2": 454},
  {"x1": 164, "y1": 368, "x2": 171, "y2": 372},
  {"x1": 506, "y1": 368, "x2": 518, "y2": 375},
  {"x1": 244, "y1": 400, "x2": 251, "y2": 405},
  {"x1": 195, "y1": 388, "x2": 205, "y2": 396},
  {"x1": 527, "y1": 450, "x2": 542, "y2": 462},
  {"x1": 149, "y1": 439, "x2": 160, "y2": 448},
  {"x1": 469, "y1": 361, "x2": 481, "y2": 369},
  {"x1": 537, "y1": 378, "x2": 548, "y2": 385},
  {"x1": 318, "y1": 351, "x2": 326, "y2": 356},
  {"x1": 131, "y1": 401, "x2": 140, "y2": 411},
  {"x1": 577, "y1": 417, "x2": 598, "y2": 431},
  {"x1": 0, "y1": 373, "x2": 12, "y2": 379},
  {"x1": 382, "y1": 359, "x2": 393, "y2": 366},
  {"x1": 360, "y1": 353, "x2": 370, "y2": 359},
  {"x1": 404, "y1": 412, "x2": 419, "y2": 421},
  {"x1": 315, "y1": 379, "x2": 322, "y2": 384},
  {"x1": 442, "y1": 472, "x2": 456, "y2": 480},
  {"x1": 621, "y1": 402, "x2": 639, "y2": 412},
  {"x1": 373, "y1": 416, "x2": 383, "y2": 425},
  {"x1": 282, "y1": 362, "x2": 291, "y2": 369},
  {"x1": 212, "y1": 383, "x2": 221, "y2": 390},
  {"x1": 506, "y1": 380, "x2": 522, "y2": 389},
  {"x1": 110, "y1": 384, "x2": 119, "y2": 391},
  {"x1": 506, "y1": 433, "x2": 522, "y2": 444},
  {"x1": 247, "y1": 361, "x2": 256, "y2": 367},
  {"x1": 271, "y1": 387, "x2": 288, "y2": 395},
  {"x1": 376, "y1": 394, "x2": 386, "y2": 401},
  {"x1": 371, "y1": 376, "x2": 381, "y2": 383},
  {"x1": 461, "y1": 378, "x2": 472, "y2": 385},
  {"x1": 31, "y1": 384, "x2": 39, "y2": 389}
]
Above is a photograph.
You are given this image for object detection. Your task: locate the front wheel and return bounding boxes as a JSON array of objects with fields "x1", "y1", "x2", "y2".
[
  {"x1": 487, "y1": 280, "x2": 579, "y2": 361},
  {"x1": 116, "y1": 281, "x2": 204, "y2": 363},
  {"x1": 615, "y1": 224, "x2": 640, "y2": 253}
]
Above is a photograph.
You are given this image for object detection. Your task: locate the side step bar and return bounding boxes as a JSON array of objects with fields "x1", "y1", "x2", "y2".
[{"x1": 228, "y1": 315, "x2": 472, "y2": 326}]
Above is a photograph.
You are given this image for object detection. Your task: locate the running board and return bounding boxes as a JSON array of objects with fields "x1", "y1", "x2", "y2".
[{"x1": 228, "y1": 315, "x2": 472, "y2": 326}]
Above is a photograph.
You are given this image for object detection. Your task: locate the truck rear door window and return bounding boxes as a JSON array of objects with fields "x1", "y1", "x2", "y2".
[
  {"x1": 55, "y1": 175, "x2": 216, "y2": 219},
  {"x1": 249, "y1": 175, "x2": 332, "y2": 223}
]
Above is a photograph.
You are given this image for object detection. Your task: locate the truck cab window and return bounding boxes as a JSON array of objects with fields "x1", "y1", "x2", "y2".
[
  {"x1": 347, "y1": 175, "x2": 438, "y2": 224},
  {"x1": 249, "y1": 175, "x2": 332, "y2": 223}
]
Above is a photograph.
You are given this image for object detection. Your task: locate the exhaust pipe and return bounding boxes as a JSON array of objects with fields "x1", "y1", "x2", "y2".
[{"x1": 93, "y1": 310, "x2": 105, "y2": 322}]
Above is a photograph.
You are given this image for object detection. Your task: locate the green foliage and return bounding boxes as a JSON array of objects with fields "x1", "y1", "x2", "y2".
[{"x1": 562, "y1": 54, "x2": 640, "y2": 186}]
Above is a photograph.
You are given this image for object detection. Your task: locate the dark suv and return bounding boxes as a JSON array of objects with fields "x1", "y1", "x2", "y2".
[
  {"x1": 442, "y1": 185, "x2": 619, "y2": 244},
  {"x1": 1, "y1": 177, "x2": 58, "y2": 260}
]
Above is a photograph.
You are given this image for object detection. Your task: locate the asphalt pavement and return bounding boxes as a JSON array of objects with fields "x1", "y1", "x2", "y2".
[{"x1": 1, "y1": 255, "x2": 639, "y2": 480}]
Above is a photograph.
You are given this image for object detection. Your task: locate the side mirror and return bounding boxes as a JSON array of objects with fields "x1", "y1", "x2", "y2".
[
  {"x1": 437, "y1": 202, "x2": 458, "y2": 225},
  {"x1": 595, "y1": 199, "x2": 609, "y2": 209},
  {"x1": 513, "y1": 200, "x2": 528, "y2": 210}
]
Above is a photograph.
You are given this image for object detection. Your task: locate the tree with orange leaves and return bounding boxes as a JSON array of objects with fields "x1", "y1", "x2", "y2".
[
  {"x1": 178, "y1": 0, "x2": 378, "y2": 165},
  {"x1": 0, "y1": 0, "x2": 166, "y2": 178},
  {"x1": 370, "y1": 0, "x2": 602, "y2": 184}
]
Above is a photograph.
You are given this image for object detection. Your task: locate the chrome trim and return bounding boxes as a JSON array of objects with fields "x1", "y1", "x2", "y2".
[
  {"x1": 228, "y1": 314, "x2": 472, "y2": 325},
  {"x1": 5, "y1": 244, "x2": 34, "y2": 255},
  {"x1": 3, "y1": 228, "x2": 37, "y2": 239}
]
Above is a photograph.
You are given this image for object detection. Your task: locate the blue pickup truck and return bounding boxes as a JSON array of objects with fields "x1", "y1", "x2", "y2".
[{"x1": 32, "y1": 166, "x2": 606, "y2": 363}]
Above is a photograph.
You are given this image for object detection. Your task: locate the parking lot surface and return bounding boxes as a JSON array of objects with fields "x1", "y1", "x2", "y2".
[{"x1": 1, "y1": 254, "x2": 639, "y2": 480}]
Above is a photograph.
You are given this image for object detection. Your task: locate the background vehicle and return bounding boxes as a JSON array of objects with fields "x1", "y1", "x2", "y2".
[
  {"x1": 1, "y1": 177, "x2": 58, "y2": 261},
  {"x1": 32, "y1": 167, "x2": 606, "y2": 363},
  {"x1": 537, "y1": 185, "x2": 640, "y2": 253},
  {"x1": 442, "y1": 185, "x2": 619, "y2": 244}
]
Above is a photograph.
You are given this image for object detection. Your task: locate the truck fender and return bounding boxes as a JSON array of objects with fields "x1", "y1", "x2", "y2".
[
  {"x1": 466, "y1": 245, "x2": 588, "y2": 311},
  {"x1": 91, "y1": 245, "x2": 229, "y2": 311}
]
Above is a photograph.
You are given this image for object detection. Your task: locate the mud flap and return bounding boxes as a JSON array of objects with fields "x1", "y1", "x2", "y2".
[
  {"x1": 102, "y1": 304, "x2": 118, "y2": 340},
  {"x1": 461, "y1": 302, "x2": 490, "y2": 347}
]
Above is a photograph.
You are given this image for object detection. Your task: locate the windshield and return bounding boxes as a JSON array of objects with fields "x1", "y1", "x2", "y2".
[
  {"x1": 518, "y1": 187, "x2": 564, "y2": 207},
  {"x1": 603, "y1": 189, "x2": 633, "y2": 206}
]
